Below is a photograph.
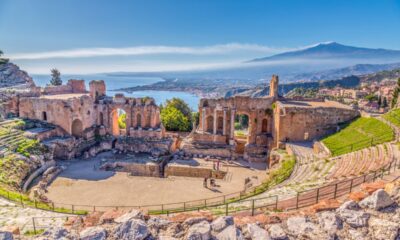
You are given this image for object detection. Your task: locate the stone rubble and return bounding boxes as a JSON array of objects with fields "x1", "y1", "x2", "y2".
[{"x1": 0, "y1": 180, "x2": 399, "y2": 239}]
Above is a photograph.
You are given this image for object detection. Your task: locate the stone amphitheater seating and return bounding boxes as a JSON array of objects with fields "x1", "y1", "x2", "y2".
[{"x1": 247, "y1": 141, "x2": 396, "y2": 202}]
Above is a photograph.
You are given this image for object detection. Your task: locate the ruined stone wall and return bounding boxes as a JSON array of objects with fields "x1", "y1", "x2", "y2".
[
  {"x1": 43, "y1": 80, "x2": 86, "y2": 95},
  {"x1": 275, "y1": 102, "x2": 359, "y2": 143},
  {"x1": 165, "y1": 164, "x2": 226, "y2": 179},
  {"x1": 18, "y1": 95, "x2": 97, "y2": 136}
]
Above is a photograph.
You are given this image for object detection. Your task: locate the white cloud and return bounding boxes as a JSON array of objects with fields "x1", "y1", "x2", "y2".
[{"x1": 7, "y1": 43, "x2": 294, "y2": 60}]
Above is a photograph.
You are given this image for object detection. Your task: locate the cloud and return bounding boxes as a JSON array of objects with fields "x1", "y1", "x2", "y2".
[{"x1": 7, "y1": 43, "x2": 294, "y2": 60}]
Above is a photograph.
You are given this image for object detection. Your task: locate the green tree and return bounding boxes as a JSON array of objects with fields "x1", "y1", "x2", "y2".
[
  {"x1": 383, "y1": 97, "x2": 388, "y2": 108},
  {"x1": 377, "y1": 95, "x2": 382, "y2": 106},
  {"x1": 161, "y1": 106, "x2": 191, "y2": 131},
  {"x1": 161, "y1": 98, "x2": 193, "y2": 131},
  {"x1": 50, "y1": 68, "x2": 62, "y2": 86},
  {"x1": 0, "y1": 50, "x2": 9, "y2": 64},
  {"x1": 118, "y1": 113, "x2": 126, "y2": 129}
]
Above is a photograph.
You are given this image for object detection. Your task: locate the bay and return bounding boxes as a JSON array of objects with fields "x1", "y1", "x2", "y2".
[{"x1": 31, "y1": 74, "x2": 200, "y2": 111}]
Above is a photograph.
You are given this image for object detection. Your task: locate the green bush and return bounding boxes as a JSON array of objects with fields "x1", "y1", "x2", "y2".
[
  {"x1": 118, "y1": 113, "x2": 126, "y2": 129},
  {"x1": 161, "y1": 106, "x2": 191, "y2": 131},
  {"x1": 161, "y1": 98, "x2": 193, "y2": 132}
]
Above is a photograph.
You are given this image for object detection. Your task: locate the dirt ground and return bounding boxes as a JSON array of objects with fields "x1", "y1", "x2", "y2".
[{"x1": 45, "y1": 152, "x2": 267, "y2": 209}]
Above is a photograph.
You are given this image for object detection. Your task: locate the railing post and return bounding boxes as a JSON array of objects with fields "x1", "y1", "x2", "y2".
[
  {"x1": 161, "y1": 204, "x2": 164, "y2": 213},
  {"x1": 225, "y1": 203, "x2": 228, "y2": 216},
  {"x1": 251, "y1": 200, "x2": 255, "y2": 216},
  {"x1": 52, "y1": 203, "x2": 55, "y2": 211},
  {"x1": 296, "y1": 192, "x2": 299, "y2": 209},
  {"x1": 275, "y1": 196, "x2": 278, "y2": 210},
  {"x1": 183, "y1": 202, "x2": 186, "y2": 211},
  {"x1": 34, "y1": 200, "x2": 37, "y2": 209},
  {"x1": 316, "y1": 188, "x2": 320, "y2": 203},
  {"x1": 32, "y1": 217, "x2": 36, "y2": 235},
  {"x1": 72, "y1": 205, "x2": 74, "y2": 214},
  {"x1": 204, "y1": 199, "x2": 207, "y2": 207},
  {"x1": 93, "y1": 206, "x2": 96, "y2": 212},
  {"x1": 333, "y1": 183, "x2": 338, "y2": 199},
  {"x1": 349, "y1": 179, "x2": 353, "y2": 193},
  {"x1": 223, "y1": 195, "x2": 226, "y2": 204},
  {"x1": 363, "y1": 174, "x2": 367, "y2": 183}
]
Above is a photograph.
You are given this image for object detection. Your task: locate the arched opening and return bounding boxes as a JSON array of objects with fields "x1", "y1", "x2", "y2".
[
  {"x1": 99, "y1": 112, "x2": 104, "y2": 126},
  {"x1": 262, "y1": 118, "x2": 269, "y2": 133},
  {"x1": 145, "y1": 112, "x2": 151, "y2": 128},
  {"x1": 206, "y1": 115, "x2": 214, "y2": 133},
  {"x1": 71, "y1": 119, "x2": 83, "y2": 138},
  {"x1": 42, "y1": 111, "x2": 47, "y2": 121},
  {"x1": 234, "y1": 113, "x2": 249, "y2": 154},
  {"x1": 111, "y1": 108, "x2": 126, "y2": 136},
  {"x1": 136, "y1": 114, "x2": 142, "y2": 128},
  {"x1": 217, "y1": 116, "x2": 224, "y2": 134}
]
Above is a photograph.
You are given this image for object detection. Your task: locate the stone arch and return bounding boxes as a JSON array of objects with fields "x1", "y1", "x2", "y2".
[
  {"x1": 145, "y1": 111, "x2": 151, "y2": 128},
  {"x1": 262, "y1": 118, "x2": 268, "y2": 133},
  {"x1": 111, "y1": 108, "x2": 126, "y2": 136},
  {"x1": 71, "y1": 119, "x2": 83, "y2": 137},
  {"x1": 99, "y1": 112, "x2": 104, "y2": 125},
  {"x1": 206, "y1": 115, "x2": 213, "y2": 133},
  {"x1": 136, "y1": 113, "x2": 142, "y2": 128},
  {"x1": 217, "y1": 116, "x2": 224, "y2": 133}
]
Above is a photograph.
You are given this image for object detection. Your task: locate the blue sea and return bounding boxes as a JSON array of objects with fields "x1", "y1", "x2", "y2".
[{"x1": 32, "y1": 74, "x2": 200, "y2": 111}]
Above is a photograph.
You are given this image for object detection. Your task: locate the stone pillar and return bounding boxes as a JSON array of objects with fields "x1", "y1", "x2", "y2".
[
  {"x1": 223, "y1": 108, "x2": 227, "y2": 135},
  {"x1": 213, "y1": 109, "x2": 217, "y2": 135},
  {"x1": 201, "y1": 108, "x2": 206, "y2": 132},
  {"x1": 230, "y1": 108, "x2": 236, "y2": 145}
]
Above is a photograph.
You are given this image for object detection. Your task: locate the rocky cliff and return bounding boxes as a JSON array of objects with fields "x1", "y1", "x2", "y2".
[{"x1": 0, "y1": 63, "x2": 35, "y2": 89}]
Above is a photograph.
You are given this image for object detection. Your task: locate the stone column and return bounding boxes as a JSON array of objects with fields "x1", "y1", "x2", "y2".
[
  {"x1": 201, "y1": 108, "x2": 206, "y2": 132},
  {"x1": 213, "y1": 108, "x2": 217, "y2": 135},
  {"x1": 223, "y1": 108, "x2": 227, "y2": 135},
  {"x1": 230, "y1": 108, "x2": 236, "y2": 145}
]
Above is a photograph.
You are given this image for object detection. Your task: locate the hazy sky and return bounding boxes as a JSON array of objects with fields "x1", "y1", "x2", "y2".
[{"x1": 1, "y1": 0, "x2": 399, "y2": 74}]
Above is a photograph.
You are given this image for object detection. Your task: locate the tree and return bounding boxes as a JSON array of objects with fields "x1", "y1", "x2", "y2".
[
  {"x1": 161, "y1": 105, "x2": 191, "y2": 131},
  {"x1": 0, "y1": 49, "x2": 9, "y2": 64},
  {"x1": 50, "y1": 68, "x2": 62, "y2": 86},
  {"x1": 383, "y1": 97, "x2": 388, "y2": 108},
  {"x1": 161, "y1": 98, "x2": 193, "y2": 131},
  {"x1": 118, "y1": 113, "x2": 126, "y2": 129}
]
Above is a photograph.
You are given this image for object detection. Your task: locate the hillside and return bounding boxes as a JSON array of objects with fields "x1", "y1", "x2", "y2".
[
  {"x1": 293, "y1": 62, "x2": 400, "y2": 82},
  {"x1": 0, "y1": 62, "x2": 35, "y2": 89}
]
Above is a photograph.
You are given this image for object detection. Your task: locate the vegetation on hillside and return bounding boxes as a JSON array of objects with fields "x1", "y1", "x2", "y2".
[
  {"x1": 383, "y1": 108, "x2": 400, "y2": 127},
  {"x1": 160, "y1": 98, "x2": 193, "y2": 132},
  {"x1": 0, "y1": 49, "x2": 9, "y2": 64},
  {"x1": 50, "y1": 68, "x2": 62, "y2": 86},
  {"x1": 322, "y1": 117, "x2": 394, "y2": 156},
  {"x1": 285, "y1": 87, "x2": 318, "y2": 98}
]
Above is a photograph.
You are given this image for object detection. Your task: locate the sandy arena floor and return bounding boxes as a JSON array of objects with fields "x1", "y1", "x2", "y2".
[{"x1": 44, "y1": 152, "x2": 266, "y2": 208}]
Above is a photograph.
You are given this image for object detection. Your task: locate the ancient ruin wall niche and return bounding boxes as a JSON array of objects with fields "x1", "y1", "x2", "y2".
[
  {"x1": 67, "y1": 79, "x2": 87, "y2": 93},
  {"x1": 89, "y1": 80, "x2": 106, "y2": 99}
]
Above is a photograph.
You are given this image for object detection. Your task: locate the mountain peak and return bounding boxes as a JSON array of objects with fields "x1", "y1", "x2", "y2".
[{"x1": 249, "y1": 42, "x2": 400, "y2": 62}]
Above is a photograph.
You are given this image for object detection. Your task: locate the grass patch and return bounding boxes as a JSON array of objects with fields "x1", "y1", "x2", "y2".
[
  {"x1": 322, "y1": 117, "x2": 393, "y2": 156},
  {"x1": 24, "y1": 229, "x2": 45, "y2": 236},
  {"x1": 383, "y1": 108, "x2": 400, "y2": 127},
  {"x1": 0, "y1": 185, "x2": 87, "y2": 215}
]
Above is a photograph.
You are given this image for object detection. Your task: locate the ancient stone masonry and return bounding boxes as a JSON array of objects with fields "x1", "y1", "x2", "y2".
[
  {"x1": 18, "y1": 80, "x2": 164, "y2": 140},
  {"x1": 183, "y1": 76, "x2": 359, "y2": 163}
]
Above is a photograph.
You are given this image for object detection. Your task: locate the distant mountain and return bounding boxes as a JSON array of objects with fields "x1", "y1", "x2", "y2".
[
  {"x1": 249, "y1": 42, "x2": 400, "y2": 62},
  {"x1": 292, "y1": 62, "x2": 400, "y2": 82}
]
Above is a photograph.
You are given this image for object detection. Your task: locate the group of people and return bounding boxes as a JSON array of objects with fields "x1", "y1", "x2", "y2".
[{"x1": 203, "y1": 177, "x2": 217, "y2": 188}]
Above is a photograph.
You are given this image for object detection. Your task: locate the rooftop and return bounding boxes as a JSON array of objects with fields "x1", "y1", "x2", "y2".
[
  {"x1": 39, "y1": 93, "x2": 89, "y2": 100},
  {"x1": 278, "y1": 100, "x2": 354, "y2": 109}
]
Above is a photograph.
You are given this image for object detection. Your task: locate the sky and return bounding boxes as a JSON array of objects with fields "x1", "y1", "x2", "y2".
[{"x1": 1, "y1": 0, "x2": 400, "y2": 74}]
